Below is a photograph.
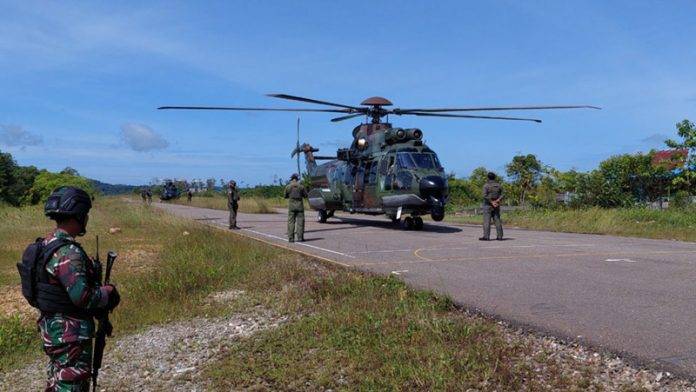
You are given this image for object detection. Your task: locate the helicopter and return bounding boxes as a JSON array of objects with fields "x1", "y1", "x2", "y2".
[
  {"x1": 159, "y1": 180, "x2": 181, "y2": 201},
  {"x1": 159, "y1": 94, "x2": 598, "y2": 230}
]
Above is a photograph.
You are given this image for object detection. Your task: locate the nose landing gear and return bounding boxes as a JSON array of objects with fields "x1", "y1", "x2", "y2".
[{"x1": 401, "y1": 216, "x2": 424, "y2": 230}]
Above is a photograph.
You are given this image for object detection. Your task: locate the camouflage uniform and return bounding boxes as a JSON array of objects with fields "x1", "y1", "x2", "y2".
[
  {"x1": 39, "y1": 228, "x2": 111, "y2": 392},
  {"x1": 482, "y1": 179, "x2": 504, "y2": 240},
  {"x1": 285, "y1": 178, "x2": 307, "y2": 242},
  {"x1": 227, "y1": 184, "x2": 240, "y2": 229}
]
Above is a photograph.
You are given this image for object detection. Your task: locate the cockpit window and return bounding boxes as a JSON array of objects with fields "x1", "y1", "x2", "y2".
[{"x1": 396, "y1": 152, "x2": 441, "y2": 170}]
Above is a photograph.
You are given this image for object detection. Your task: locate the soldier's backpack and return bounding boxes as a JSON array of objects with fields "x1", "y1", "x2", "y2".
[{"x1": 17, "y1": 237, "x2": 72, "y2": 309}]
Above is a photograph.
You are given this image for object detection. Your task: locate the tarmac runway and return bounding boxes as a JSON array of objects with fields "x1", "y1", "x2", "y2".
[{"x1": 157, "y1": 202, "x2": 696, "y2": 378}]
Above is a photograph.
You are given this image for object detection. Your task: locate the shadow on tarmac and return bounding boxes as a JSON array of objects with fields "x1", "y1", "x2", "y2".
[{"x1": 327, "y1": 216, "x2": 463, "y2": 233}]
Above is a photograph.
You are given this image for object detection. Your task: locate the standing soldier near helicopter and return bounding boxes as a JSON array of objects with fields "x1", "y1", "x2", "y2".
[
  {"x1": 285, "y1": 173, "x2": 308, "y2": 242},
  {"x1": 227, "y1": 180, "x2": 240, "y2": 229},
  {"x1": 17, "y1": 187, "x2": 120, "y2": 391}
]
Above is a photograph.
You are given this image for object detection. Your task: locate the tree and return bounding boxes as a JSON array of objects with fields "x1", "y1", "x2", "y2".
[
  {"x1": 0, "y1": 151, "x2": 18, "y2": 204},
  {"x1": 206, "y1": 178, "x2": 216, "y2": 191},
  {"x1": 60, "y1": 167, "x2": 80, "y2": 176},
  {"x1": 506, "y1": 154, "x2": 542, "y2": 205},
  {"x1": 27, "y1": 172, "x2": 95, "y2": 204},
  {"x1": 665, "y1": 119, "x2": 696, "y2": 192}
]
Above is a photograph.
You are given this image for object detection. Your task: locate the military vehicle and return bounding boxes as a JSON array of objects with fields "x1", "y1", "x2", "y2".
[
  {"x1": 159, "y1": 94, "x2": 597, "y2": 230},
  {"x1": 159, "y1": 181, "x2": 180, "y2": 201}
]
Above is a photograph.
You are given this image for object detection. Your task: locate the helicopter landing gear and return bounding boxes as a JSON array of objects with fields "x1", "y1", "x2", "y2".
[
  {"x1": 402, "y1": 217, "x2": 414, "y2": 230},
  {"x1": 413, "y1": 216, "x2": 424, "y2": 230},
  {"x1": 317, "y1": 210, "x2": 329, "y2": 223},
  {"x1": 401, "y1": 216, "x2": 424, "y2": 230}
]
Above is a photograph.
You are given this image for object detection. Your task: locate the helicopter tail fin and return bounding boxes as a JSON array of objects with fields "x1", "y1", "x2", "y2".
[{"x1": 291, "y1": 143, "x2": 319, "y2": 175}]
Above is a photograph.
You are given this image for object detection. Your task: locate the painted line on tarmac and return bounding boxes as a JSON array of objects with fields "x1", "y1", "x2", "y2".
[
  {"x1": 354, "y1": 249, "x2": 696, "y2": 267},
  {"x1": 243, "y1": 228, "x2": 355, "y2": 259}
]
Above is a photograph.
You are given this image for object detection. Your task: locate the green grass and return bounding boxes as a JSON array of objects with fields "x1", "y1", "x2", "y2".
[
  {"x1": 0, "y1": 197, "x2": 291, "y2": 370},
  {"x1": 449, "y1": 207, "x2": 696, "y2": 242}
]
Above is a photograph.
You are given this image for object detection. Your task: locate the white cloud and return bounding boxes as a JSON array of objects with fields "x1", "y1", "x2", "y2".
[
  {"x1": 0, "y1": 124, "x2": 43, "y2": 147},
  {"x1": 120, "y1": 123, "x2": 169, "y2": 152}
]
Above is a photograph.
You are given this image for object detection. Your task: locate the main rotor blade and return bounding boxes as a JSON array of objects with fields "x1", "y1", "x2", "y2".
[
  {"x1": 157, "y1": 106, "x2": 351, "y2": 113},
  {"x1": 330, "y1": 113, "x2": 364, "y2": 122},
  {"x1": 404, "y1": 112, "x2": 542, "y2": 123},
  {"x1": 267, "y1": 94, "x2": 362, "y2": 111},
  {"x1": 394, "y1": 105, "x2": 600, "y2": 114}
]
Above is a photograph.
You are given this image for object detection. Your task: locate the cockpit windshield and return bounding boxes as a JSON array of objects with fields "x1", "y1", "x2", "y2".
[{"x1": 396, "y1": 152, "x2": 441, "y2": 170}]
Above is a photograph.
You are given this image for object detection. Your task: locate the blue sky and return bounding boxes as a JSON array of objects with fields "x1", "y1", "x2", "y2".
[{"x1": 1, "y1": 1, "x2": 694, "y2": 185}]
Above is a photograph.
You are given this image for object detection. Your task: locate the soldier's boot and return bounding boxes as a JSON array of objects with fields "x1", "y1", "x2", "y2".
[
  {"x1": 288, "y1": 211, "x2": 296, "y2": 242},
  {"x1": 296, "y1": 212, "x2": 305, "y2": 242}
]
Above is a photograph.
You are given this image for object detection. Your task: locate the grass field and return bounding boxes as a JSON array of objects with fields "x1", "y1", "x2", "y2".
[
  {"x1": 0, "y1": 199, "x2": 652, "y2": 389},
  {"x1": 169, "y1": 194, "x2": 285, "y2": 213},
  {"x1": 450, "y1": 207, "x2": 696, "y2": 242}
]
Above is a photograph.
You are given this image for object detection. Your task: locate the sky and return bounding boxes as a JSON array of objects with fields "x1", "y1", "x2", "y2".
[{"x1": 1, "y1": 1, "x2": 695, "y2": 185}]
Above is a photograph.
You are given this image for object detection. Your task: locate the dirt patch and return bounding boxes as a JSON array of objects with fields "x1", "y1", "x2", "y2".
[
  {"x1": 0, "y1": 285, "x2": 36, "y2": 320},
  {"x1": 0, "y1": 290, "x2": 287, "y2": 392}
]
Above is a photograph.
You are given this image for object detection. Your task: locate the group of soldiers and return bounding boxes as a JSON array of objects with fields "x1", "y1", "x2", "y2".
[
  {"x1": 20, "y1": 172, "x2": 499, "y2": 391},
  {"x1": 226, "y1": 173, "x2": 307, "y2": 242}
]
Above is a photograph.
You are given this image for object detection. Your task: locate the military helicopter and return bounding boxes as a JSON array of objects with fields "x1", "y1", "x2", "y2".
[
  {"x1": 159, "y1": 94, "x2": 598, "y2": 230},
  {"x1": 159, "y1": 180, "x2": 180, "y2": 201}
]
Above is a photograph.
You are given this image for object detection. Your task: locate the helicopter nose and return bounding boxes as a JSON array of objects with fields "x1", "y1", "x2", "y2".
[{"x1": 419, "y1": 175, "x2": 447, "y2": 201}]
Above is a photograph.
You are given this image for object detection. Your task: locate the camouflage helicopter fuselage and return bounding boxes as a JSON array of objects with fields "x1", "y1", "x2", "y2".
[{"x1": 301, "y1": 122, "x2": 448, "y2": 225}]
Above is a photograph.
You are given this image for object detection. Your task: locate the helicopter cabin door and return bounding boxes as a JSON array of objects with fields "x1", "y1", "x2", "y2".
[
  {"x1": 362, "y1": 160, "x2": 379, "y2": 208},
  {"x1": 352, "y1": 162, "x2": 366, "y2": 209}
]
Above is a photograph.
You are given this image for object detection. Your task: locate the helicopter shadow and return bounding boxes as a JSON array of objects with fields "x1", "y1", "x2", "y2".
[{"x1": 322, "y1": 216, "x2": 462, "y2": 234}]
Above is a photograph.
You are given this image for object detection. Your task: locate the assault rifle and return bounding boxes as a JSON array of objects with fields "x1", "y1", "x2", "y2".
[{"x1": 92, "y1": 235, "x2": 117, "y2": 392}]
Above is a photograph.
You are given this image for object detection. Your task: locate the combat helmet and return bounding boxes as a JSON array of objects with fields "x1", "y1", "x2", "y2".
[{"x1": 44, "y1": 186, "x2": 92, "y2": 235}]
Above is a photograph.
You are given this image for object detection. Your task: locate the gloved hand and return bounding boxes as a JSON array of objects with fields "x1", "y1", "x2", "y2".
[{"x1": 103, "y1": 284, "x2": 121, "y2": 310}]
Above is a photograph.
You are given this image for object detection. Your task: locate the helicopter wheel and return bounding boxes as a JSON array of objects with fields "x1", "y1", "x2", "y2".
[
  {"x1": 317, "y1": 210, "x2": 329, "y2": 223},
  {"x1": 402, "y1": 216, "x2": 415, "y2": 230},
  {"x1": 413, "y1": 217, "x2": 424, "y2": 230}
]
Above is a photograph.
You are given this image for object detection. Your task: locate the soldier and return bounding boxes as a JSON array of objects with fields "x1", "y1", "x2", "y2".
[
  {"x1": 28, "y1": 187, "x2": 120, "y2": 391},
  {"x1": 227, "y1": 180, "x2": 240, "y2": 229},
  {"x1": 140, "y1": 188, "x2": 147, "y2": 203},
  {"x1": 187, "y1": 188, "x2": 193, "y2": 203},
  {"x1": 285, "y1": 173, "x2": 308, "y2": 242},
  {"x1": 480, "y1": 172, "x2": 504, "y2": 241}
]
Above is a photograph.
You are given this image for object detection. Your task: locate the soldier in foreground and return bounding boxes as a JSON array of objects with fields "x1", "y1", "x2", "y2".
[
  {"x1": 18, "y1": 187, "x2": 120, "y2": 391},
  {"x1": 285, "y1": 173, "x2": 307, "y2": 242},
  {"x1": 227, "y1": 180, "x2": 240, "y2": 229},
  {"x1": 480, "y1": 172, "x2": 504, "y2": 241}
]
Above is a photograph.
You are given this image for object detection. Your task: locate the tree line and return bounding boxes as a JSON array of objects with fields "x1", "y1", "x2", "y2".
[
  {"x1": 0, "y1": 152, "x2": 94, "y2": 206},
  {"x1": 448, "y1": 120, "x2": 695, "y2": 209}
]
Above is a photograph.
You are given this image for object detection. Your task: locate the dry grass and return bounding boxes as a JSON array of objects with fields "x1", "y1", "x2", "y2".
[
  {"x1": 169, "y1": 194, "x2": 284, "y2": 213},
  {"x1": 450, "y1": 207, "x2": 696, "y2": 242}
]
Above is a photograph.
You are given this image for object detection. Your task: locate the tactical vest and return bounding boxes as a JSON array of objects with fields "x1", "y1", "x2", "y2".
[{"x1": 17, "y1": 238, "x2": 93, "y2": 318}]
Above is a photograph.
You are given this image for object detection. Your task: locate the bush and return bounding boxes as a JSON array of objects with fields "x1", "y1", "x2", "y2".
[
  {"x1": 671, "y1": 191, "x2": 692, "y2": 209},
  {"x1": 25, "y1": 172, "x2": 95, "y2": 204}
]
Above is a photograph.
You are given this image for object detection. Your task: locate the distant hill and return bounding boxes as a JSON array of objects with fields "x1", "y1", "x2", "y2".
[{"x1": 90, "y1": 179, "x2": 138, "y2": 195}]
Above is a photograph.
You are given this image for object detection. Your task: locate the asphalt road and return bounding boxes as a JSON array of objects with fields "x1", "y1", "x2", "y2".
[{"x1": 157, "y1": 202, "x2": 696, "y2": 377}]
